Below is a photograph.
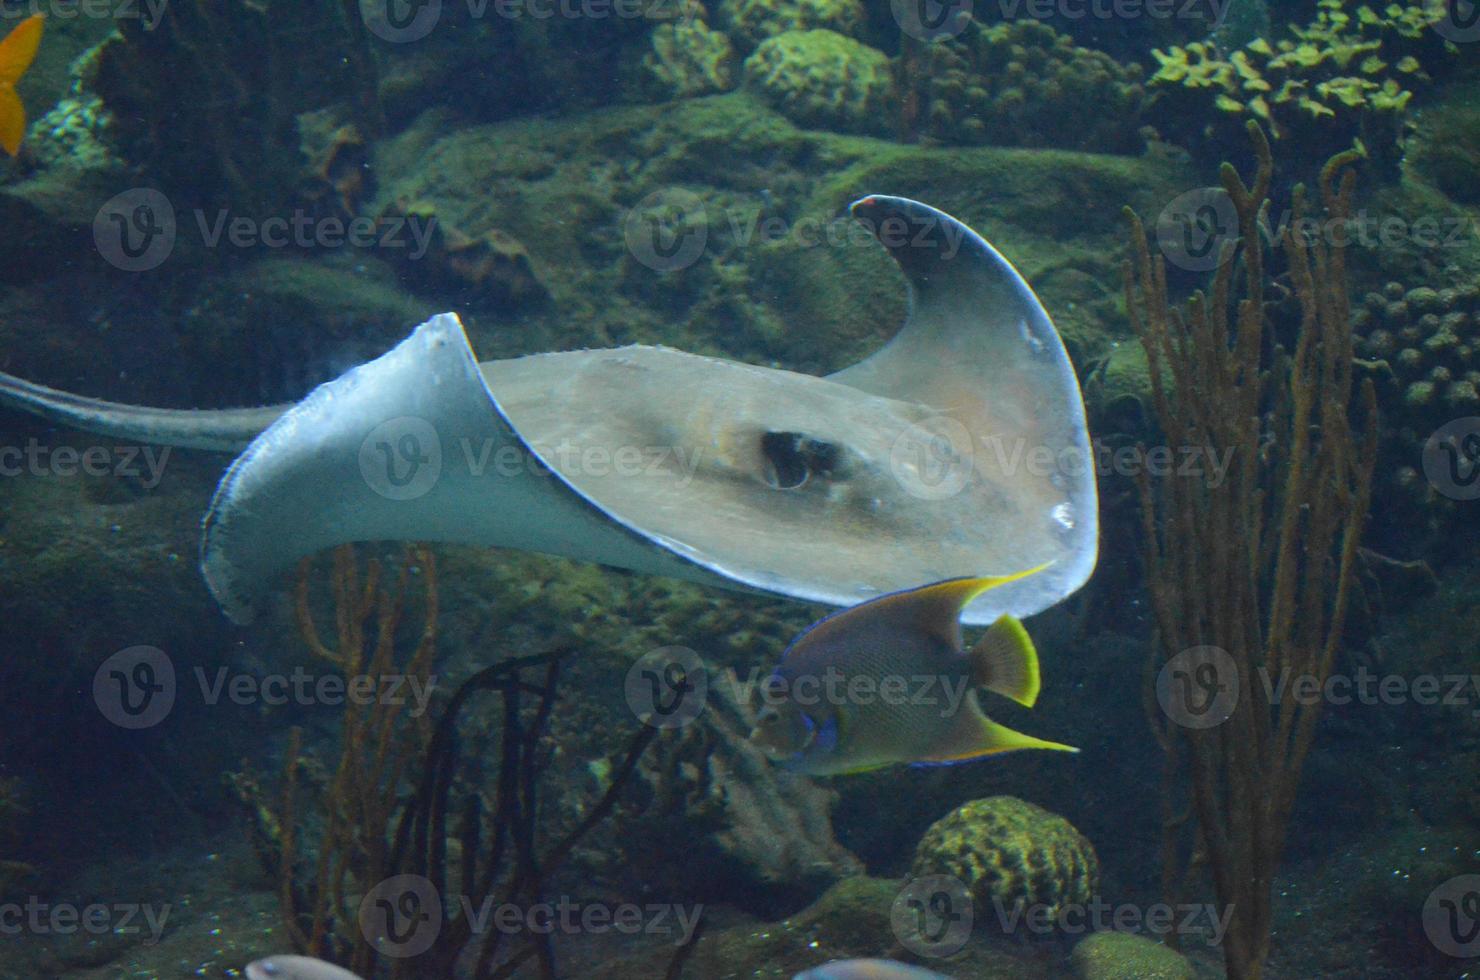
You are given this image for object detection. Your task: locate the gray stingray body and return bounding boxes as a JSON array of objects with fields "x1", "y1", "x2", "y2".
[{"x1": 0, "y1": 196, "x2": 1099, "y2": 624}]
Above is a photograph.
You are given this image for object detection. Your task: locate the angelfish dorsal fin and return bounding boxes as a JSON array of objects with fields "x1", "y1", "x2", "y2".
[{"x1": 872, "y1": 565, "x2": 1053, "y2": 650}]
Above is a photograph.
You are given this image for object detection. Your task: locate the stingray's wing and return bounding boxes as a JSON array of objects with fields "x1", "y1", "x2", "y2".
[
  {"x1": 200, "y1": 197, "x2": 1097, "y2": 624},
  {"x1": 828, "y1": 195, "x2": 1098, "y2": 622},
  {"x1": 200, "y1": 314, "x2": 725, "y2": 623}
]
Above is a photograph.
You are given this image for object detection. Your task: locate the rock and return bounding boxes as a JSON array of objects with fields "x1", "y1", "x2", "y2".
[
  {"x1": 719, "y1": 0, "x2": 865, "y2": 50},
  {"x1": 384, "y1": 199, "x2": 549, "y2": 311},
  {"x1": 1070, "y1": 931, "x2": 1195, "y2": 980},
  {"x1": 637, "y1": 18, "x2": 737, "y2": 100},
  {"x1": 629, "y1": 669, "x2": 863, "y2": 910},
  {"x1": 743, "y1": 30, "x2": 893, "y2": 136}
]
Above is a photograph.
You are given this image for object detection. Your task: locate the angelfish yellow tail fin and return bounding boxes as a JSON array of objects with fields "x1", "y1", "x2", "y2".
[{"x1": 969, "y1": 614, "x2": 1041, "y2": 707}]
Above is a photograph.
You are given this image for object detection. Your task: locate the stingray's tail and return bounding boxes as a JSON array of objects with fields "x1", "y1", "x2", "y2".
[{"x1": 0, "y1": 369, "x2": 288, "y2": 452}]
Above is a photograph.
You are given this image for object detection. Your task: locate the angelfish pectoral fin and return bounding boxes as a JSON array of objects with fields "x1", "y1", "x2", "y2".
[{"x1": 919, "y1": 700, "x2": 1077, "y2": 765}]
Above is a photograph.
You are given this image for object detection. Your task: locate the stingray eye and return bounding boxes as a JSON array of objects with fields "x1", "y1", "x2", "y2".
[
  {"x1": 760, "y1": 431, "x2": 842, "y2": 490},
  {"x1": 756, "y1": 707, "x2": 779, "y2": 726}
]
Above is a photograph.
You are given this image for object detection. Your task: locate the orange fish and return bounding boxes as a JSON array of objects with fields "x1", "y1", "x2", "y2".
[{"x1": 0, "y1": 14, "x2": 43, "y2": 156}]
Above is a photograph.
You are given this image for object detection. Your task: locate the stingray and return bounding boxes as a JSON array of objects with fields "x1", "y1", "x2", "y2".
[{"x1": 0, "y1": 196, "x2": 1098, "y2": 624}]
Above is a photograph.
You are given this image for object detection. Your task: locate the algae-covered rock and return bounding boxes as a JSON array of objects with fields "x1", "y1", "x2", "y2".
[
  {"x1": 743, "y1": 30, "x2": 893, "y2": 136},
  {"x1": 1410, "y1": 89, "x2": 1480, "y2": 206},
  {"x1": 720, "y1": 0, "x2": 865, "y2": 49},
  {"x1": 911, "y1": 796, "x2": 1098, "y2": 923},
  {"x1": 903, "y1": 19, "x2": 1144, "y2": 153},
  {"x1": 1070, "y1": 931, "x2": 1195, "y2": 980},
  {"x1": 636, "y1": 18, "x2": 737, "y2": 100}
]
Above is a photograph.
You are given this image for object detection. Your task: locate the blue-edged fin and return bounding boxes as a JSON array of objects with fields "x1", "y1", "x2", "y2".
[
  {"x1": 969, "y1": 614, "x2": 1040, "y2": 707},
  {"x1": 909, "y1": 566, "x2": 1052, "y2": 642},
  {"x1": 788, "y1": 563, "x2": 1052, "y2": 654},
  {"x1": 919, "y1": 698, "x2": 1077, "y2": 764}
]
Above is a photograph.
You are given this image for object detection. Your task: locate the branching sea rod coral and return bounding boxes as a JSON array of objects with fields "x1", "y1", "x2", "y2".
[{"x1": 1125, "y1": 123, "x2": 1376, "y2": 979}]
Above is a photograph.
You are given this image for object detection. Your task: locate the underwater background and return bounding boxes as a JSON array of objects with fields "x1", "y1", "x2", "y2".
[{"x1": 0, "y1": 0, "x2": 1477, "y2": 977}]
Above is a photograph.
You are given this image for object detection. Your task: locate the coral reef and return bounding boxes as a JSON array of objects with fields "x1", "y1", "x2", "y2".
[
  {"x1": 743, "y1": 30, "x2": 893, "y2": 137},
  {"x1": 633, "y1": 16, "x2": 738, "y2": 100},
  {"x1": 904, "y1": 20, "x2": 1145, "y2": 153},
  {"x1": 719, "y1": 0, "x2": 865, "y2": 50},
  {"x1": 910, "y1": 796, "x2": 1099, "y2": 922},
  {"x1": 1409, "y1": 88, "x2": 1480, "y2": 206},
  {"x1": 84, "y1": 1, "x2": 380, "y2": 216},
  {"x1": 628, "y1": 668, "x2": 863, "y2": 907},
  {"x1": 1070, "y1": 931, "x2": 1195, "y2": 980},
  {"x1": 1351, "y1": 277, "x2": 1480, "y2": 551},
  {"x1": 1146, "y1": 0, "x2": 1461, "y2": 178},
  {"x1": 1354, "y1": 279, "x2": 1480, "y2": 417}
]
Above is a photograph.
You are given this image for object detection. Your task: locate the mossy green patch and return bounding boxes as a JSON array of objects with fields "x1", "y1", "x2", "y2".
[{"x1": 1070, "y1": 931, "x2": 1195, "y2": 980}]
